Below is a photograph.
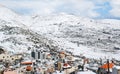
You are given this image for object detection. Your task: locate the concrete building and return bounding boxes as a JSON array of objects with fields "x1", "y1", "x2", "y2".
[{"x1": 112, "y1": 66, "x2": 120, "y2": 74}]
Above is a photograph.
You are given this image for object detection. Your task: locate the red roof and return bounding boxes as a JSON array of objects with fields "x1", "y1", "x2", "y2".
[
  {"x1": 63, "y1": 63, "x2": 71, "y2": 68},
  {"x1": 63, "y1": 63, "x2": 68, "y2": 66},
  {"x1": 26, "y1": 65, "x2": 32, "y2": 71}
]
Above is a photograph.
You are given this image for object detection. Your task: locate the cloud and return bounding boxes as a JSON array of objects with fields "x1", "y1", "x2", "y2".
[
  {"x1": 0, "y1": 0, "x2": 116, "y2": 18},
  {"x1": 69, "y1": 0, "x2": 100, "y2": 17},
  {"x1": 109, "y1": 0, "x2": 120, "y2": 17},
  {"x1": 0, "y1": 0, "x2": 62, "y2": 15}
]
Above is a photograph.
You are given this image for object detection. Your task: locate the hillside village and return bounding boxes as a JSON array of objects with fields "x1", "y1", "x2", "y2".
[{"x1": 0, "y1": 47, "x2": 120, "y2": 74}]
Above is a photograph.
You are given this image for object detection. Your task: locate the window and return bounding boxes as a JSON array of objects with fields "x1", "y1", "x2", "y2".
[
  {"x1": 12, "y1": 58, "x2": 14, "y2": 60},
  {"x1": 3, "y1": 56, "x2": 5, "y2": 58}
]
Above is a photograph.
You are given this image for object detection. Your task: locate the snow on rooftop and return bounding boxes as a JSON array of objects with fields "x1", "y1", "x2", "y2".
[
  {"x1": 114, "y1": 66, "x2": 120, "y2": 69},
  {"x1": 77, "y1": 71, "x2": 95, "y2": 74}
]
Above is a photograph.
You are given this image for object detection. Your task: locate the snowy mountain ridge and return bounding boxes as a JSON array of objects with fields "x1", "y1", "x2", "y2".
[{"x1": 0, "y1": 6, "x2": 120, "y2": 59}]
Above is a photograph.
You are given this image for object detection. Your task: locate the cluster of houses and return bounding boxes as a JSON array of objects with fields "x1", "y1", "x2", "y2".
[
  {"x1": 30, "y1": 49, "x2": 78, "y2": 74},
  {"x1": 1, "y1": 47, "x2": 120, "y2": 74}
]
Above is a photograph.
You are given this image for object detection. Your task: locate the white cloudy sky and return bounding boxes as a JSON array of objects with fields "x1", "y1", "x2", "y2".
[{"x1": 0, "y1": 0, "x2": 120, "y2": 19}]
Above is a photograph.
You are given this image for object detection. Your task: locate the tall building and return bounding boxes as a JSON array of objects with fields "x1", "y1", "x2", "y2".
[
  {"x1": 31, "y1": 51, "x2": 35, "y2": 59},
  {"x1": 31, "y1": 50, "x2": 46, "y2": 60}
]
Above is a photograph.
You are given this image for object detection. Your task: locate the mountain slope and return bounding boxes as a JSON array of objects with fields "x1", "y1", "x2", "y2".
[
  {"x1": 0, "y1": 6, "x2": 59, "y2": 54},
  {"x1": 0, "y1": 25, "x2": 59, "y2": 53},
  {"x1": 30, "y1": 14, "x2": 120, "y2": 59},
  {"x1": 30, "y1": 14, "x2": 120, "y2": 50}
]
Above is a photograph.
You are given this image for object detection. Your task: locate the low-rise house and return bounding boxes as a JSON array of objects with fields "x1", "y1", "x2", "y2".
[
  {"x1": 50, "y1": 52, "x2": 59, "y2": 61},
  {"x1": 4, "y1": 71, "x2": 17, "y2": 74},
  {"x1": 59, "y1": 51, "x2": 66, "y2": 59},
  {"x1": 66, "y1": 55, "x2": 75, "y2": 64},
  {"x1": 46, "y1": 54, "x2": 52, "y2": 59},
  {"x1": 0, "y1": 53, "x2": 22, "y2": 63}
]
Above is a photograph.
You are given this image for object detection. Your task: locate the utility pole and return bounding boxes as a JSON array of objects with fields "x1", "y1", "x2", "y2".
[{"x1": 107, "y1": 59, "x2": 110, "y2": 74}]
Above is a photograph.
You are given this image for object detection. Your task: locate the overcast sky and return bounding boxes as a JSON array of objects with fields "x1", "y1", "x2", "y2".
[{"x1": 0, "y1": 0, "x2": 120, "y2": 19}]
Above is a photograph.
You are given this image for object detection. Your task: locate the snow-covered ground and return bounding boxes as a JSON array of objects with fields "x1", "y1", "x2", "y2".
[
  {"x1": 77, "y1": 71, "x2": 95, "y2": 74},
  {"x1": 0, "y1": 5, "x2": 120, "y2": 61},
  {"x1": 52, "y1": 70, "x2": 95, "y2": 74}
]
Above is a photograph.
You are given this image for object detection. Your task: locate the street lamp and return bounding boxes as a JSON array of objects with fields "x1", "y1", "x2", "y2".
[{"x1": 107, "y1": 59, "x2": 110, "y2": 74}]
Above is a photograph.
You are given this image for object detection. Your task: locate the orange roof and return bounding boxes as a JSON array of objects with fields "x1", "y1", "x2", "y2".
[
  {"x1": 100, "y1": 63, "x2": 114, "y2": 69},
  {"x1": 60, "y1": 51, "x2": 65, "y2": 54},
  {"x1": 21, "y1": 62, "x2": 33, "y2": 65}
]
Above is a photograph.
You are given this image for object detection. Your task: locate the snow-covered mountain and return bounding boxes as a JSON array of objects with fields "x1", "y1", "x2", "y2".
[
  {"x1": 0, "y1": 5, "x2": 59, "y2": 54},
  {"x1": 0, "y1": 5, "x2": 120, "y2": 59},
  {"x1": 30, "y1": 13, "x2": 120, "y2": 59},
  {"x1": 0, "y1": 5, "x2": 30, "y2": 27},
  {"x1": 30, "y1": 13, "x2": 120, "y2": 50}
]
